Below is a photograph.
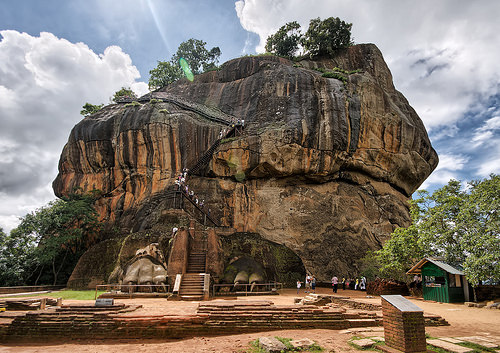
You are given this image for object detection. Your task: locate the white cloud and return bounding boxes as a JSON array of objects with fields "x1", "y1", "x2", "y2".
[
  {"x1": 235, "y1": 0, "x2": 500, "y2": 132},
  {"x1": 0, "y1": 30, "x2": 149, "y2": 233},
  {"x1": 477, "y1": 153, "x2": 500, "y2": 176},
  {"x1": 420, "y1": 153, "x2": 468, "y2": 189}
]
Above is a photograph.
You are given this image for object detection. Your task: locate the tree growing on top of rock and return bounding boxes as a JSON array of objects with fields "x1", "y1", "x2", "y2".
[
  {"x1": 149, "y1": 38, "x2": 221, "y2": 90},
  {"x1": 265, "y1": 21, "x2": 302, "y2": 58},
  {"x1": 302, "y1": 17, "x2": 353, "y2": 56},
  {"x1": 111, "y1": 87, "x2": 137, "y2": 103},
  {"x1": 265, "y1": 17, "x2": 353, "y2": 59},
  {"x1": 171, "y1": 38, "x2": 221, "y2": 74}
]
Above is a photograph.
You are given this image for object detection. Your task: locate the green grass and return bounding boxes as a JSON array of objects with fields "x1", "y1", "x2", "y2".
[
  {"x1": 457, "y1": 342, "x2": 498, "y2": 352},
  {"x1": 0, "y1": 290, "x2": 105, "y2": 300},
  {"x1": 424, "y1": 334, "x2": 497, "y2": 353},
  {"x1": 247, "y1": 336, "x2": 323, "y2": 352}
]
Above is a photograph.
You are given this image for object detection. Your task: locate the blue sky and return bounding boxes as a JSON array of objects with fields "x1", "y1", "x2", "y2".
[{"x1": 1, "y1": 0, "x2": 499, "y2": 232}]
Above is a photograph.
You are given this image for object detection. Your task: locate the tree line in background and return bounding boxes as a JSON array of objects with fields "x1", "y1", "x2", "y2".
[
  {"x1": 0, "y1": 190, "x2": 101, "y2": 286},
  {"x1": 360, "y1": 174, "x2": 500, "y2": 287}
]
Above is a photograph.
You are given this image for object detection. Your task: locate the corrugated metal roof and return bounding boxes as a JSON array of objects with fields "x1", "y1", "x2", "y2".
[{"x1": 406, "y1": 257, "x2": 464, "y2": 275}]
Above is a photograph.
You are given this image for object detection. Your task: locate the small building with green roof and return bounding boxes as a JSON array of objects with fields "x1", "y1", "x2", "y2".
[{"x1": 407, "y1": 257, "x2": 471, "y2": 303}]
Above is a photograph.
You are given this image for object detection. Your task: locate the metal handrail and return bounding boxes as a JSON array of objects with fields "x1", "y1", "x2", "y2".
[
  {"x1": 212, "y1": 282, "x2": 283, "y2": 296},
  {"x1": 95, "y1": 283, "x2": 171, "y2": 300}
]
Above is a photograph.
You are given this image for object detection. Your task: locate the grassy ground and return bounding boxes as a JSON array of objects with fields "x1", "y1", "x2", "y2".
[{"x1": 0, "y1": 290, "x2": 105, "y2": 300}]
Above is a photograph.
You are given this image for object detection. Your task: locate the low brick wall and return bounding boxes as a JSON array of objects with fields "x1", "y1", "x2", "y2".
[
  {"x1": 0, "y1": 285, "x2": 65, "y2": 295},
  {"x1": 475, "y1": 285, "x2": 500, "y2": 301},
  {"x1": 382, "y1": 296, "x2": 426, "y2": 353},
  {"x1": 0, "y1": 302, "x2": 381, "y2": 342},
  {"x1": 330, "y1": 297, "x2": 381, "y2": 311}
]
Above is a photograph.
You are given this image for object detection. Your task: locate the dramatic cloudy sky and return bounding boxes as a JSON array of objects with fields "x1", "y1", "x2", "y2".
[{"x1": 1, "y1": 0, "x2": 499, "y2": 232}]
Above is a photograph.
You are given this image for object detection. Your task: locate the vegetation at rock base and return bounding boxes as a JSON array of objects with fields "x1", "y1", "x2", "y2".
[
  {"x1": 149, "y1": 38, "x2": 221, "y2": 90},
  {"x1": 265, "y1": 17, "x2": 353, "y2": 58},
  {"x1": 375, "y1": 174, "x2": 500, "y2": 286},
  {"x1": 0, "y1": 190, "x2": 102, "y2": 286},
  {"x1": 111, "y1": 86, "x2": 137, "y2": 103},
  {"x1": 80, "y1": 102, "x2": 104, "y2": 117}
]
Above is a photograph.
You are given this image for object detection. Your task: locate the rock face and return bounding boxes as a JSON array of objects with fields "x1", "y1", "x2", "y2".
[{"x1": 54, "y1": 44, "x2": 438, "y2": 282}]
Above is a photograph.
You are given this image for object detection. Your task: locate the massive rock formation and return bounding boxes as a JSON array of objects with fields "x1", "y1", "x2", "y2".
[{"x1": 54, "y1": 44, "x2": 437, "y2": 284}]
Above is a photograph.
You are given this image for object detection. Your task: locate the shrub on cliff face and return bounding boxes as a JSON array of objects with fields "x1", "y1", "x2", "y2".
[
  {"x1": 111, "y1": 87, "x2": 137, "y2": 103},
  {"x1": 80, "y1": 102, "x2": 103, "y2": 117}
]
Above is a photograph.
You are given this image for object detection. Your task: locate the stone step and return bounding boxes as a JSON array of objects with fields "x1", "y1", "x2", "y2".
[{"x1": 427, "y1": 339, "x2": 474, "y2": 353}]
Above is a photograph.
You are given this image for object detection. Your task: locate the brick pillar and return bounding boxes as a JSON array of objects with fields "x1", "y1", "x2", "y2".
[{"x1": 381, "y1": 295, "x2": 426, "y2": 353}]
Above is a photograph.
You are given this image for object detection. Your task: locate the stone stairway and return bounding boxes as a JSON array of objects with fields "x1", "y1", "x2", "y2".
[
  {"x1": 179, "y1": 273, "x2": 205, "y2": 300},
  {"x1": 178, "y1": 224, "x2": 207, "y2": 300},
  {"x1": 197, "y1": 300, "x2": 380, "y2": 330},
  {"x1": 187, "y1": 251, "x2": 206, "y2": 272}
]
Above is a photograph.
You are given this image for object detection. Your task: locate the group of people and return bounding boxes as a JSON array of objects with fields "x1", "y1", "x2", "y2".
[
  {"x1": 174, "y1": 168, "x2": 210, "y2": 215},
  {"x1": 296, "y1": 274, "x2": 368, "y2": 295},
  {"x1": 296, "y1": 274, "x2": 317, "y2": 294},
  {"x1": 331, "y1": 276, "x2": 367, "y2": 292},
  {"x1": 217, "y1": 119, "x2": 245, "y2": 139}
]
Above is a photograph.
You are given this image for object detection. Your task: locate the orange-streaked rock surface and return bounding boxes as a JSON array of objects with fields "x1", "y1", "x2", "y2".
[{"x1": 54, "y1": 44, "x2": 437, "y2": 279}]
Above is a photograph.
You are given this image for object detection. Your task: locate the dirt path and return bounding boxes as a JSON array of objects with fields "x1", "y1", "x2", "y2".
[{"x1": 1, "y1": 288, "x2": 498, "y2": 352}]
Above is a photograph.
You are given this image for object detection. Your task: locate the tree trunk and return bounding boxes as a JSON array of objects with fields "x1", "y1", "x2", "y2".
[
  {"x1": 34, "y1": 265, "x2": 44, "y2": 286},
  {"x1": 53, "y1": 248, "x2": 69, "y2": 286}
]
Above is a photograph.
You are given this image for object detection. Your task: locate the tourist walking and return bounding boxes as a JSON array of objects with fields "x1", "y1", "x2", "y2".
[
  {"x1": 311, "y1": 276, "x2": 316, "y2": 293},
  {"x1": 360, "y1": 276, "x2": 366, "y2": 291},
  {"x1": 296, "y1": 280, "x2": 302, "y2": 295},
  {"x1": 331, "y1": 275, "x2": 338, "y2": 293},
  {"x1": 355, "y1": 278, "x2": 359, "y2": 290},
  {"x1": 342, "y1": 277, "x2": 346, "y2": 290},
  {"x1": 305, "y1": 274, "x2": 311, "y2": 293}
]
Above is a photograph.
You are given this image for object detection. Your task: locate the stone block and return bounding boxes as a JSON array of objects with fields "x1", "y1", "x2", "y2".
[
  {"x1": 258, "y1": 337, "x2": 287, "y2": 353},
  {"x1": 351, "y1": 338, "x2": 376, "y2": 348},
  {"x1": 427, "y1": 339, "x2": 474, "y2": 352}
]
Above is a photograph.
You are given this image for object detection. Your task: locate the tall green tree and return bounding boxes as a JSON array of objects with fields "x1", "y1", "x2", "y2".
[
  {"x1": 148, "y1": 61, "x2": 183, "y2": 90},
  {"x1": 0, "y1": 227, "x2": 39, "y2": 286},
  {"x1": 148, "y1": 38, "x2": 221, "y2": 90},
  {"x1": 171, "y1": 38, "x2": 221, "y2": 74},
  {"x1": 376, "y1": 175, "x2": 500, "y2": 286},
  {"x1": 111, "y1": 87, "x2": 137, "y2": 103},
  {"x1": 302, "y1": 17, "x2": 353, "y2": 56},
  {"x1": 265, "y1": 21, "x2": 302, "y2": 58},
  {"x1": 5, "y1": 191, "x2": 102, "y2": 286}
]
